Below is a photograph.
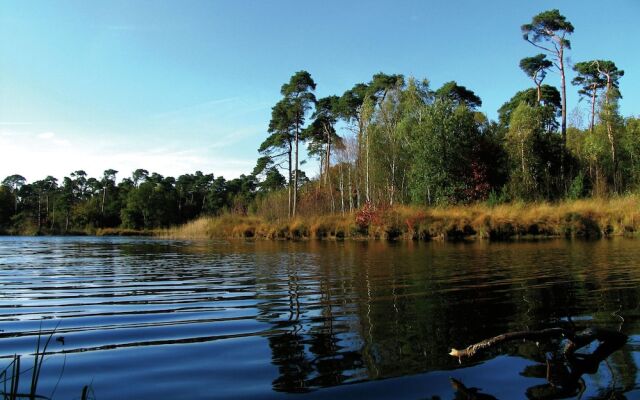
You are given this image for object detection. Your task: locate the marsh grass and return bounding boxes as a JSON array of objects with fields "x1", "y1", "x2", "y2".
[{"x1": 161, "y1": 195, "x2": 640, "y2": 241}]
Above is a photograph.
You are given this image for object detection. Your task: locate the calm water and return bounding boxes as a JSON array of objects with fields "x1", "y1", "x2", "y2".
[{"x1": 0, "y1": 237, "x2": 639, "y2": 399}]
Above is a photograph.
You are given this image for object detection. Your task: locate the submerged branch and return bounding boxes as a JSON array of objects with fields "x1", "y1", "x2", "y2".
[
  {"x1": 449, "y1": 328, "x2": 568, "y2": 359},
  {"x1": 449, "y1": 327, "x2": 626, "y2": 360}
]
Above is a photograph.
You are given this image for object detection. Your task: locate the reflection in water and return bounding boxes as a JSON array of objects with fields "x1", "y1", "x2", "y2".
[
  {"x1": 451, "y1": 327, "x2": 628, "y2": 399},
  {"x1": 524, "y1": 334, "x2": 626, "y2": 399},
  {"x1": 0, "y1": 237, "x2": 638, "y2": 399}
]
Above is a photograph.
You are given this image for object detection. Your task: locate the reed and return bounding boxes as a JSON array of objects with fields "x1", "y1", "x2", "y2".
[{"x1": 0, "y1": 323, "x2": 69, "y2": 400}]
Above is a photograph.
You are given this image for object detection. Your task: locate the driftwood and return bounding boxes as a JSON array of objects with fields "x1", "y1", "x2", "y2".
[{"x1": 449, "y1": 327, "x2": 627, "y2": 360}]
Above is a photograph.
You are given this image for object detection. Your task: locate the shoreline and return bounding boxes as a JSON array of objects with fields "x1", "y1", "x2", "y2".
[
  {"x1": 4, "y1": 196, "x2": 639, "y2": 242},
  {"x1": 160, "y1": 196, "x2": 640, "y2": 242}
]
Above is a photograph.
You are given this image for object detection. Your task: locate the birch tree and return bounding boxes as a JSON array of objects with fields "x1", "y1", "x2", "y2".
[{"x1": 572, "y1": 61, "x2": 606, "y2": 132}]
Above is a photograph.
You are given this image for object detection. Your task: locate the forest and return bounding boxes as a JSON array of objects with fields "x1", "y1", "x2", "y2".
[{"x1": 1, "y1": 9, "x2": 639, "y2": 236}]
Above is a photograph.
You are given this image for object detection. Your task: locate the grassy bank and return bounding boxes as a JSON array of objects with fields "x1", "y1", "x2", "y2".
[{"x1": 161, "y1": 195, "x2": 640, "y2": 241}]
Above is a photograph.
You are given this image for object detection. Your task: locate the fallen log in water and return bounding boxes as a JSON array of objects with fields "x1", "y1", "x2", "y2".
[{"x1": 449, "y1": 327, "x2": 627, "y2": 360}]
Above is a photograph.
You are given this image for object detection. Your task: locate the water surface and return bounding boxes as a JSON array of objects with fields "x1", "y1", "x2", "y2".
[{"x1": 0, "y1": 237, "x2": 638, "y2": 399}]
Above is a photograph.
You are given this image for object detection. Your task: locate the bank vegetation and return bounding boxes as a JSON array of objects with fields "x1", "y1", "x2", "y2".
[{"x1": 162, "y1": 196, "x2": 640, "y2": 241}]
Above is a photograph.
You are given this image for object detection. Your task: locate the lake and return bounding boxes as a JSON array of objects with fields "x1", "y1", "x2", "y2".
[{"x1": 0, "y1": 237, "x2": 638, "y2": 399}]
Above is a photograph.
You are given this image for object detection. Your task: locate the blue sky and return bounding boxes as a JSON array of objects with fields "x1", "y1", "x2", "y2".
[{"x1": 1, "y1": 0, "x2": 639, "y2": 182}]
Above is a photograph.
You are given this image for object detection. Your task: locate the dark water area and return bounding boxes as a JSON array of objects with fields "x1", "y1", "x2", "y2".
[{"x1": 0, "y1": 237, "x2": 639, "y2": 399}]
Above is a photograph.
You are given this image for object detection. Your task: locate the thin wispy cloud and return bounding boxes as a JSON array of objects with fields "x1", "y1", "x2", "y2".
[{"x1": 0, "y1": 130, "x2": 255, "y2": 182}]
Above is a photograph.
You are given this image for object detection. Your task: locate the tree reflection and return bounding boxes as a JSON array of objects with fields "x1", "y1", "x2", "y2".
[
  {"x1": 253, "y1": 240, "x2": 639, "y2": 396},
  {"x1": 256, "y1": 248, "x2": 365, "y2": 392}
]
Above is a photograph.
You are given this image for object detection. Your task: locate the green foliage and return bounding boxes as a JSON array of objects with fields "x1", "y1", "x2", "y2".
[
  {"x1": 593, "y1": 61, "x2": 624, "y2": 92},
  {"x1": 434, "y1": 81, "x2": 482, "y2": 109},
  {"x1": 2, "y1": 166, "x2": 259, "y2": 233},
  {"x1": 0, "y1": 186, "x2": 13, "y2": 230},
  {"x1": 521, "y1": 9, "x2": 574, "y2": 48},
  {"x1": 498, "y1": 85, "x2": 560, "y2": 131},
  {"x1": 572, "y1": 61, "x2": 606, "y2": 100},
  {"x1": 2, "y1": 174, "x2": 26, "y2": 191},
  {"x1": 567, "y1": 172, "x2": 585, "y2": 200},
  {"x1": 406, "y1": 99, "x2": 480, "y2": 205},
  {"x1": 622, "y1": 117, "x2": 640, "y2": 188},
  {"x1": 338, "y1": 83, "x2": 371, "y2": 122},
  {"x1": 519, "y1": 54, "x2": 553, "y2": 83},
  {"x1": 505, "y1": 103, "x2": 541, "y2": 198},
  {"x1": 486, "y1": 188, "x2": 510, "y2": 207},
  {"x1": 505, "y1": 103, "x2": 564, "y2": 200},
  {"x1": 121, "y1": 178, "x2": 178, "y2": 229},
  {"x1": 303, "y1": 95, "x2": 343, "y2": 164},
  {"x1": 132, "y1": 169, "x2": 149, "y2": 187},
  {"x1": 259, "y1": 167, "x2": 286, "y2": 192}
]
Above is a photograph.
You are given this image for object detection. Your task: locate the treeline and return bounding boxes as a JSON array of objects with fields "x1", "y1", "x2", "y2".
[
  {"x1": 2, "y1": 9, "x2": 640, "y2": 235},
  {"x1": 0, "y1": 170, "x2": 258, "y2": 234},
  {"x1": 252, "y1": 9, "x2": 640, "y2": 219}
]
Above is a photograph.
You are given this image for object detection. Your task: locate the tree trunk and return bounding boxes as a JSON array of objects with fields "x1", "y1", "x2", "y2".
[
  {"x1": 329, "y1": 177, "x2": 335, "y2": 214},
  {"x1": 318, "y1": 155, "x2": 323, "y2": 189},
  {"x1": 101, "y1": 187, "x2": 106, "y2": 215},
  {"x1": 555, "y1": 45, "x2": 567, "y2": 191},
  {"x1": 604, "y1": 73, "x2": 617, "y2": 191},
  {"x1": 365, "y1": 128, "x2": 370, "y2": 203},
  {"x1": 339, "y1": 164, "x2": 345, "y2": 215},
  {"x1": 37, "y1": 194, "x2": 41, "y2": 232},
  {"x1": 325, "y1": 127, "x2": 331, "y2": 186},
  {"x1": 288, "y1": 143, "x2": 292, "y2": 218},
  {"x1": 348, "y1": 166, "x2": 353, "y2": 213},
  {"x1": 355, "y1": 117, "x2": 363, "y2": 209},
  {"x1": 400, "y1": 168, "x2": 406, "y2": 204},
  {"x1": 389, "y1": 159, "x2": 396, "y2": 206},
  {"x1": 521, "y1": 137, "x2": 526, "y2": 175},
  {"x1": 590, "y1": 87, "x2": 596, "y2": 132},
  {"x1": 293, "y1": 122, "x2": 299, "y2": 218},
  {"x1": 559, "y1": 47, "x2": 567, "y2": 145}
]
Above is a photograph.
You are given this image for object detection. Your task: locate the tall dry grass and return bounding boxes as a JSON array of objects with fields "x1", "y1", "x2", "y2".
[{"x1": 162, "y1": 195, "x2": 640, "y2": 241}]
